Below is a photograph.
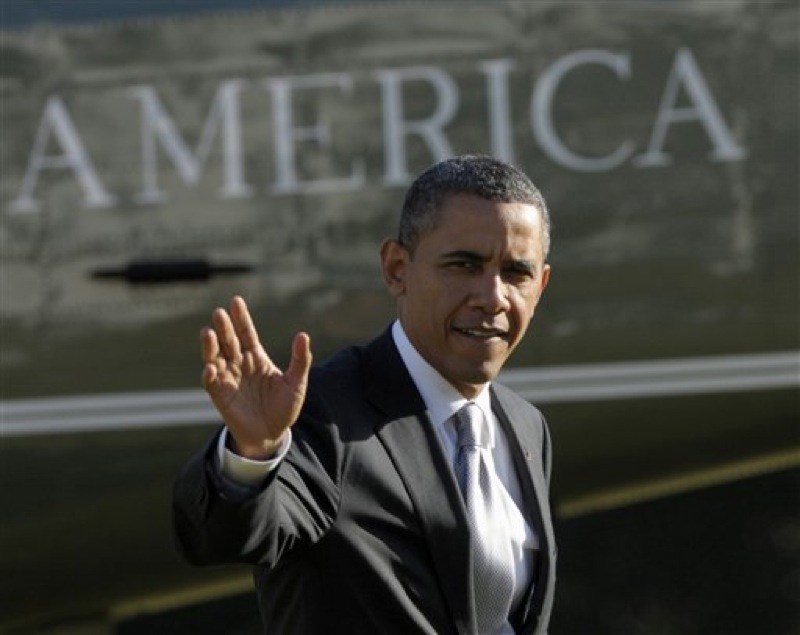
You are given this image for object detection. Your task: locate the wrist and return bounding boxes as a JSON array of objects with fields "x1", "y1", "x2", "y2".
[{"x1": 226, "y1": 433, "x2": 287, "y2": 460}]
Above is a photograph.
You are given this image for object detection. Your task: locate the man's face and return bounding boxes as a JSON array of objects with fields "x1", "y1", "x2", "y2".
[{"x1": 381, "y1": 193, "x2": 550, "y2": 399}]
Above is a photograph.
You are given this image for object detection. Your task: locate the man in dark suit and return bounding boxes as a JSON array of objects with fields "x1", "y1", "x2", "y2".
[{"x1": 173, "y1": 155, "x2": 556, "y2": 634}]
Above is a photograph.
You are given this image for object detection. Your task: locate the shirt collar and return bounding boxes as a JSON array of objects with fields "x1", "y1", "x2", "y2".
[{"x1": 391, "y1": 320, "x2": 494, "y2": 443}]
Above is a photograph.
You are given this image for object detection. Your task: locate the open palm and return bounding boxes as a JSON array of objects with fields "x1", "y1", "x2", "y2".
[{"x1": 201, "y1": 296, "x2": 312, "y2": 459}]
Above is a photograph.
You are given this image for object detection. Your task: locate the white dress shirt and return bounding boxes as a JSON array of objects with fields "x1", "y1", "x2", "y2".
[
  {"x1": 217, "y1": 320, "x2": 537, "y2": 620},
  {"x1": 391, "y1": 321, "x2": 538, "y2": 619}
]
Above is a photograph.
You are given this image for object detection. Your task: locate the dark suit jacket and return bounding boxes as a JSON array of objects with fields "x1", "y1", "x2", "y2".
[{"x1": 173, "y1": 328, "x2": 556, "y2": 634}]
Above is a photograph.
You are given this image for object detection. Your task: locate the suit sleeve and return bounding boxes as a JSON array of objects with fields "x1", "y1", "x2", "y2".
[{"x1": 172, "y1": 392, "x2": 343, "y2": 569}]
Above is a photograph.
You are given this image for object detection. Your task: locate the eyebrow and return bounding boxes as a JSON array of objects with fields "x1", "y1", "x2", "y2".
[
  {"x1": 506, "y1": 259, "x2": 536, "y2": 275},
  {"x1": 440, "y1": 249, "x2": 485, "y2": 263}
]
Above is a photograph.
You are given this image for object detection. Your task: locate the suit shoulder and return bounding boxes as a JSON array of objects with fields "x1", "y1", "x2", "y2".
[
  {"x1": 305, "y1": 343, "x2": 370, "y2": 414},
  {"x1": 310, "y1": 344, "x2": 365, "y2": 387},
  {"x1": 491, "y1": 381, "x2": 545, "y2": 421}
]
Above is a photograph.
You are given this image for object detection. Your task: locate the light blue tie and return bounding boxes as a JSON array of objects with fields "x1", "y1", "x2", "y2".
[{"x1": 454, "y1": 402, "x2": 515, "y2": 634}]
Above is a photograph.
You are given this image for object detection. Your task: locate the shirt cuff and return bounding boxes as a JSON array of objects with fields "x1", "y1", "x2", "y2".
[{"x1": 216, "y1": 428, "x2": 292, "y2": 487}]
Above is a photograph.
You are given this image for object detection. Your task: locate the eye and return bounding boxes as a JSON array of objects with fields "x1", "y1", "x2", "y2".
[
  {"x1": 454, "y1": 260, "x2": 477, "y2": 270},
  {"x1": 440, "y1": 251, "x2": 486, "y2": 274},
  {"x1": 503, "y1": 263, "x2": 535, "y2": 284}
]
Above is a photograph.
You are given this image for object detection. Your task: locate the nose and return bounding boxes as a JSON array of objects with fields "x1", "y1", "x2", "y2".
[{"x1": 471, "y1": 272, "x2": 511, "y2": 314}]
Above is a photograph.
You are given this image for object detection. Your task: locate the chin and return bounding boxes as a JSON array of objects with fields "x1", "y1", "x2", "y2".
[{"x1": 458, "y1": 362, "x2": 502, "y2": 387}]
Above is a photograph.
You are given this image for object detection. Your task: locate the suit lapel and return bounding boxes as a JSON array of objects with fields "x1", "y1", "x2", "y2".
[
  {"x1": 491, "y1": 386, "x2": 554, "y2": 634},
  {"x1": 363, "y1": 330, "x2": 476, "y2": 634}
]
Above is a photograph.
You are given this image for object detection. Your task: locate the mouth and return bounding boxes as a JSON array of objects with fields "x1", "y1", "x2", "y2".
[{"x1": 453, "y1": 326, "x2": 509, "y2": 342}]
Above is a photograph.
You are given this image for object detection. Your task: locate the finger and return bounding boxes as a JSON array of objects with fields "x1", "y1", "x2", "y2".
[
  {"x1": 212, "y1": 306, "x2": 243, "y2": 365},
  {"x1": 200, "y1": 326, "x2": 227, "y2": 389},
  {"x1": 200, "y1": 326, "x2": 220, "y2": 365},
  {"x1": 285, "y1": 331, "x2": 313, "y2": 390},
  {"x1": 200, "y1": 362, "x2": 218, "y2": 391},
  {"x1": 230, "y1": 295, "x2": 263, "y2": 353}
]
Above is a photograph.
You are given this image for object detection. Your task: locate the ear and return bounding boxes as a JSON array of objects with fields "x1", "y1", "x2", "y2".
[
  {"x1": 533, "y1": 263, "x2": 551, "y2": 309},
  {"x1": 540, "y1": 263, "x2": 551, "y2": 296},
  {"x1": 380, "y1": 238, "x2": 409, "y2": 297}
]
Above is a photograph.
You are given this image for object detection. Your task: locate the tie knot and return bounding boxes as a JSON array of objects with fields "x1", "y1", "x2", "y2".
[{"x1": 455, "y1": 402, "x2": 490, "y2": 450}]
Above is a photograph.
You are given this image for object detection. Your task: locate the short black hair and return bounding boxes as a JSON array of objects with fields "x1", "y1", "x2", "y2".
[{"x1": 398, "y1": 155, "x2": 551, "y2": 257}]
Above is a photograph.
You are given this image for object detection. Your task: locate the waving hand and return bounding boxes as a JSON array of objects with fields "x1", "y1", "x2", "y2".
[{"x1": 200, "y1": 296, "x2": 312, "y2": 459}]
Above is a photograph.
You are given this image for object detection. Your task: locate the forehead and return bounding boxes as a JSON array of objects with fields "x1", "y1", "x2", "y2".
[{"x1": 429, "y1": 194, "x2": 544, "y2": 255}]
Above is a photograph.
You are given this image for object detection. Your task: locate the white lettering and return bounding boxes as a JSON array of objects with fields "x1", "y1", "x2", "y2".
[
  {"x1": 11, "y1": 95, "x2": 115, "y2": 213},
  {"x1": 265, "y1": 72, "x2": 365, "y2": 195},
  {"x1": 480, "y1": 59, "x2": 515, "y2": 163},
  {"x1": 374, "y1": 66, "x2": 458, "y2": 185},
  {"x1": 7, "y1": 48, "x2": 749, "y2": 214},
  {"x1": 130, "y1": 80, "x2": 251, "y2": 204},
  {"x1": 635, "y1": 48, "x2": 746, "y2": 167},
  {"x1": 532, "y1": 49, "x2": 635, "y2": 172}
]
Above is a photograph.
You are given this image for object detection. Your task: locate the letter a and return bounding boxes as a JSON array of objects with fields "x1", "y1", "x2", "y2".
[
  {"x1": 636, "y1": 48, "x2": 746, "y2": 167},
  {"x1": 11, "y1": 95, "x2": 115, "y2": 213}
]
